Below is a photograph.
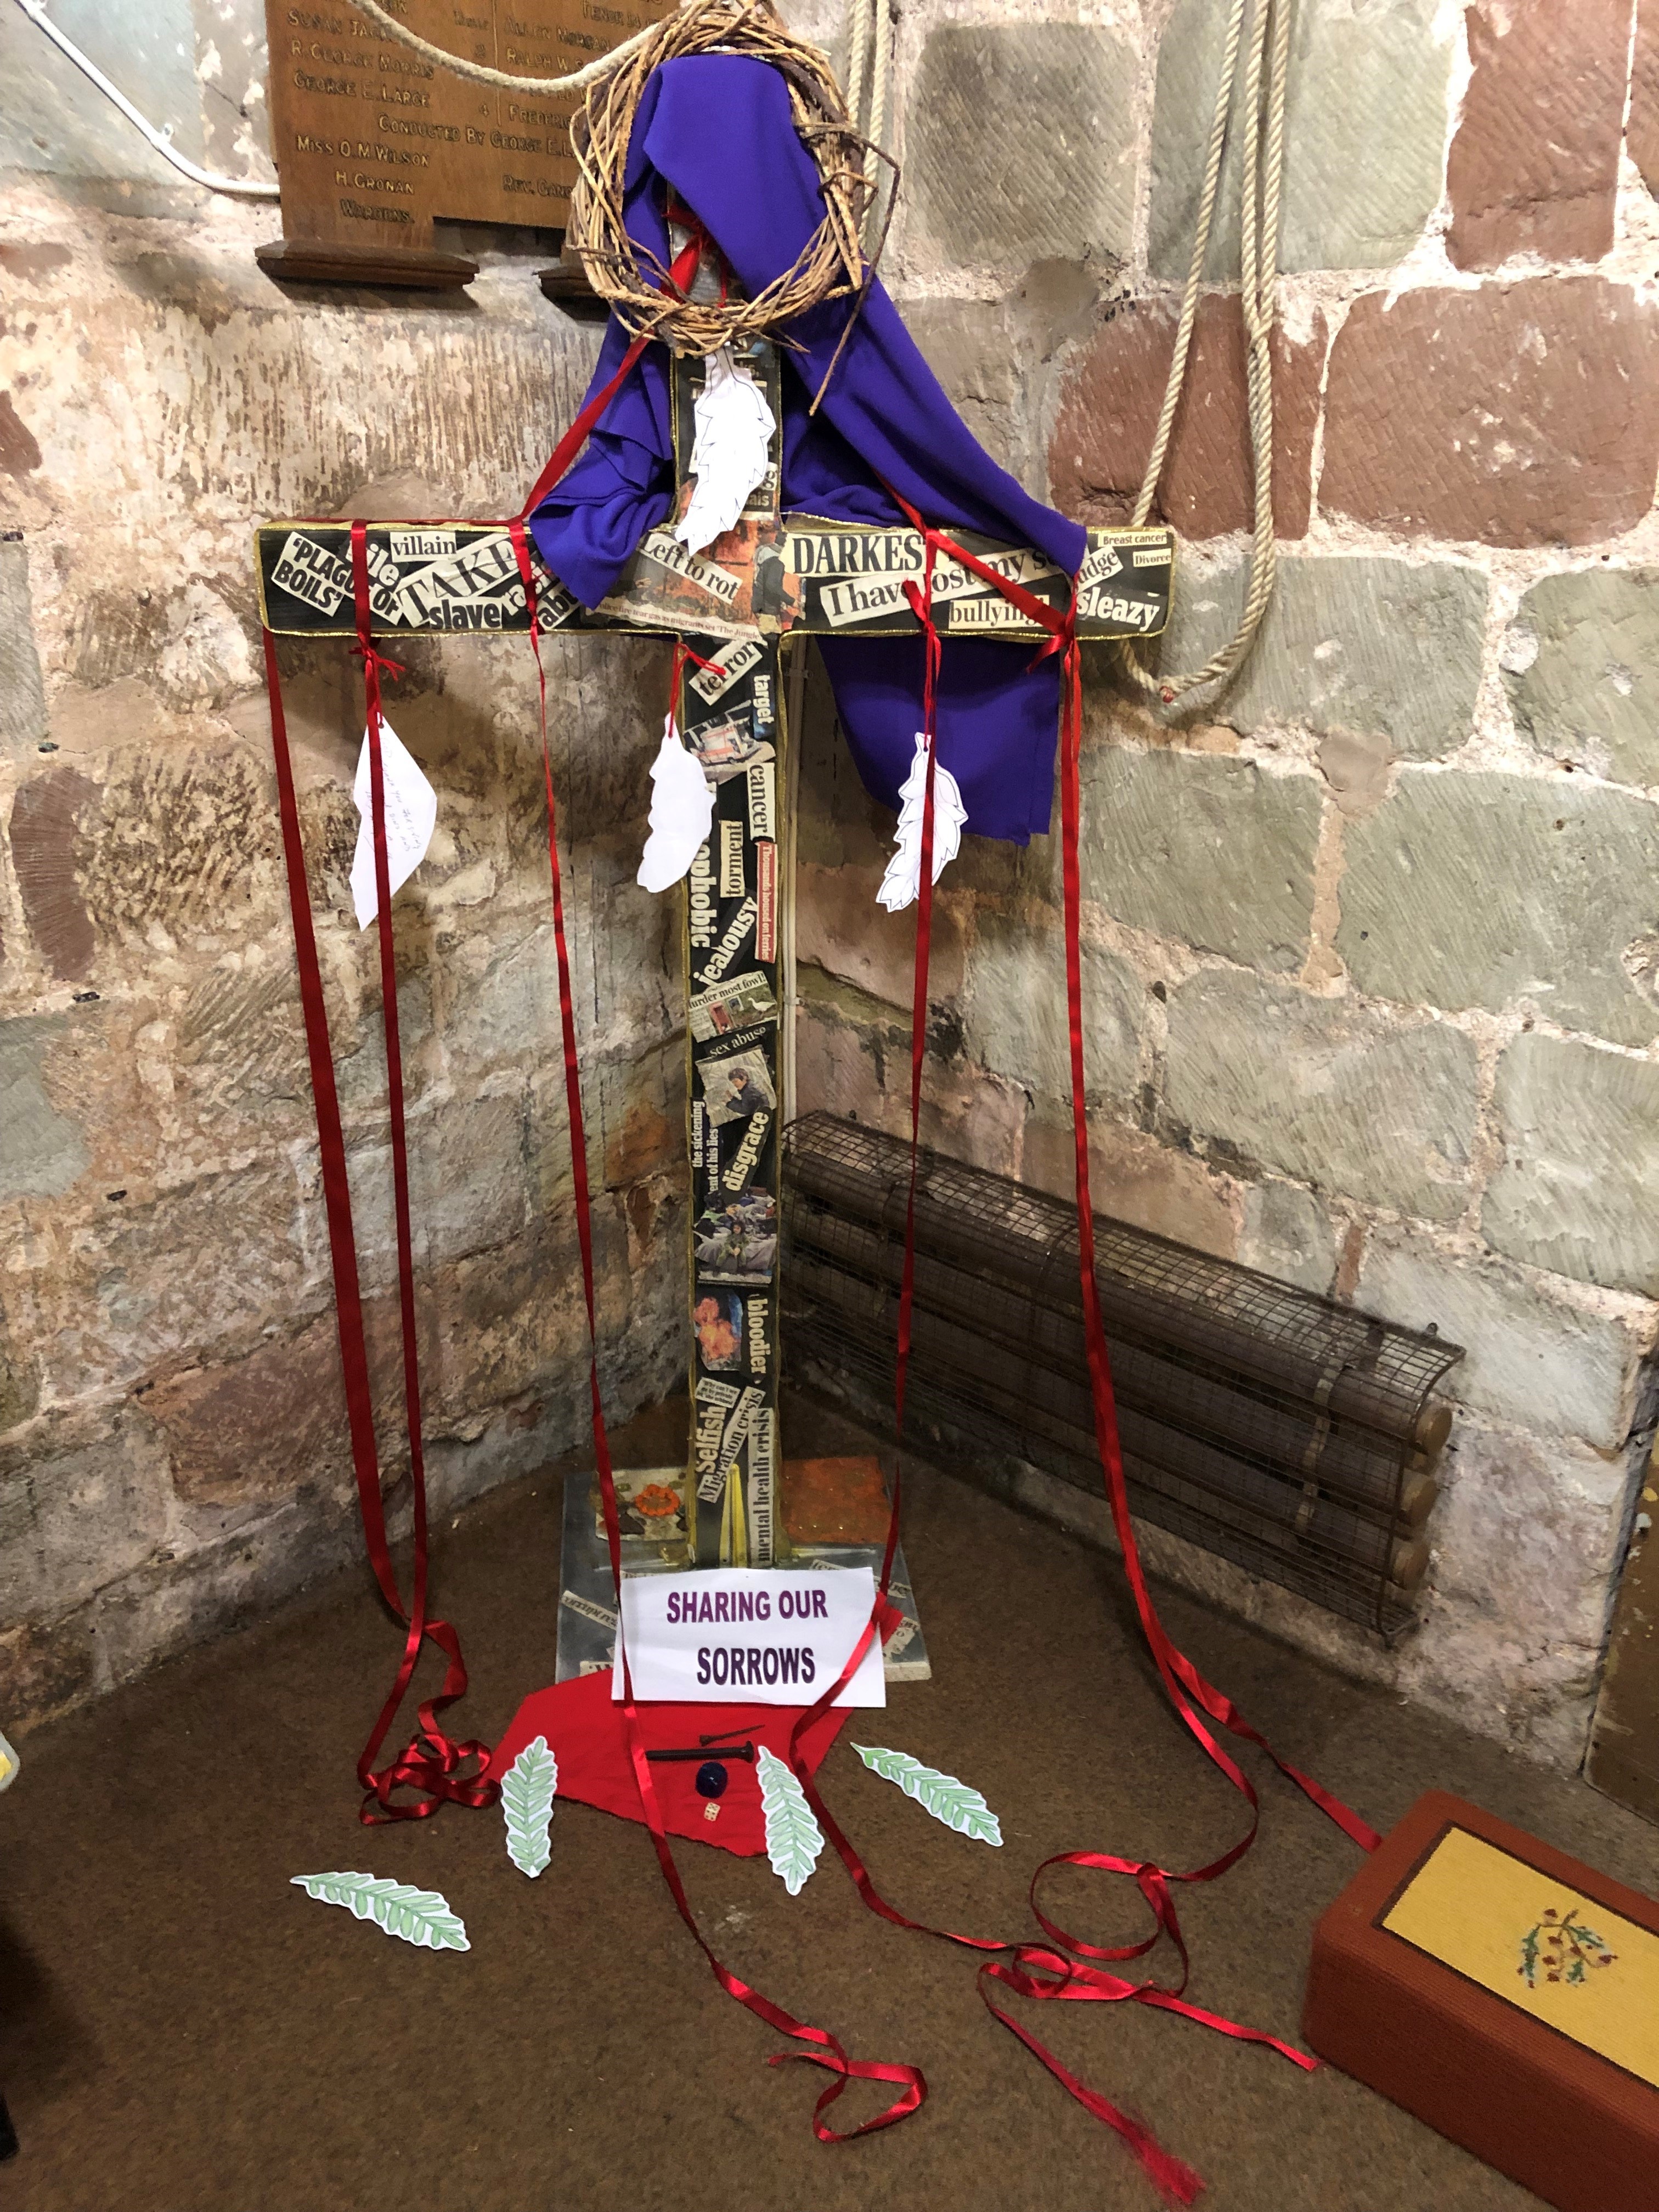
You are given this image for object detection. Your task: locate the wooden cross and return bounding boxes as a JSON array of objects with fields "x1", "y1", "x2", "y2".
[{"x1": 255, "y1": 341, "x2": 1173, "y2": 1568}]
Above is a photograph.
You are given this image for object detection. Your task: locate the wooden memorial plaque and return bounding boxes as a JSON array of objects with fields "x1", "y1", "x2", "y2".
[{"x1": 258, "y1": 0, "x2": 669, "y2": 289}]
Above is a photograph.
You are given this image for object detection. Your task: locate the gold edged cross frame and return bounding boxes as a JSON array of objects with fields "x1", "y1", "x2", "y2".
[{"x1": 254, "y1": 340, "x2": 1174, "y2": 1568}]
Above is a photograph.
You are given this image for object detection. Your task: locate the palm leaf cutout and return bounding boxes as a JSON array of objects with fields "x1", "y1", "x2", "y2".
[
  {"x1": 290, "y1": 1871, "x2": 470, "y2": 1951},
  {"x1": 501, "y1": 1735, "x2": 558, "y2": 1878},
  {"x1": 756, "y1": 1746, "x2": 825, "y2": 1896},
  {"x1": 854, "y1": 1745, "x2": 1003, "y2": 1847}
]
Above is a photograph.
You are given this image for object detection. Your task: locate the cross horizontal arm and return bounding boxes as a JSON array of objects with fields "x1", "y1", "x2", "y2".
[{"x1": 253, "y1": 516, "x2": 1174, "y2": 647}]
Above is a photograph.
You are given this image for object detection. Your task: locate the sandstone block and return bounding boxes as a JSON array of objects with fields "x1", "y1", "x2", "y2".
[
  {"x1": 0, "y1": 534, "x2": 47, "y2": 757},
  {"x1": 1082, "y1": 745, "x2": 1321, "y2": 972},
  {"x1": 1357, "y1": 1227, "x2": 1641, "y2": 1449},
  {"x1": 0, "y1": 1305, "x2": 39, "y2": 1434},
  {"x1": 963, "y1": 910, "x2": 1141, "y2": 1106},
  {"x1": 1321, "y1": 279, "x2": 1659, "y2": 547},
  {"x1": 1049, "y1": 293, "x2": 1323, "y2": 538},
  {"x1": 1239, "y1": 1178, "x2": 1337, "y2": 1294},
  {"x1": 0, "y1": 1616, "x2": 98, "y2": 1730},
  {"x1": 65, "y1": 745, "x2": 285, "y2": 960},
  {"x1": 1022, "y1": 1111, "x2": 1240, "y2": 1260},
  {"x1": 1149, "y1": 0, "x2": 1453, "y2": 276},
  {"x1": 599, "y1": 1037, "x2": 684, "y2": 1190},
  {"x1": 905, "y1": 297, "x2": 1032, "y2": 489},
  {"x1": 1633, "y1": 0, "x2": 1659, "y2": 198},
  {"x1": 1164, "y1": 969, "x2": 1479, "y2": 1220},
  {"x1": 1484, "y1": 1034, "x2": 1659, "y2": 1295},
  {"x1": 31, "y1": 1165, "x2": 311, "y2": 1397},
  {"x1": 794, "y1": 1002, "x2": 888, "y2": 1131},
  {"x1": 133, "y1": 1308, "x2": 408, "y2": 1508},
  {"x1": 797, "y1": 860, "x2": 967, "y2": 1011},
  {"x1": 1503, "y1": 568, "x2": 1659, "y2": 788},
  {"x1": 345, "y1": 1091, "x2": 530, "y2": 1281},
  {"x1": 1425, "y1": 1421, "x2": 1633, "y2": 1700},
  {"x1": 0, "y1": 1015, "x2": 90, "y2": 1200},
  {"x1": 1338, "y1": 770, "x2": 1659, "y2": 1047},
  {"x1": 907, "y1": 25, "x2": 1137, "y2": 269},
  {"x1": 1446, "y1": 0, "x2": 1626, "y2": 268},
  {"x1": 1156, "y1": 556, "x2": 1486, "y2": 759},
  {"x1": 0, "y1": 1407, "x2": 170, "y2": 1620},
  {"x1": 445, "y1": 889, "x2": 674, "y2": 1075},
  {"x1": 528, "y1": 1039, "x2": 686, "y2": 1214},
  {"x1": 428, "y1": 1217, "x2": 597, "y2": 1430}
]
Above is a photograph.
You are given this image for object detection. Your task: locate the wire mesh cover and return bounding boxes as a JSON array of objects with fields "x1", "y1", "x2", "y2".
[{"x1": 781, "y1": 1113, "x2": 1464, "y2": 1641}]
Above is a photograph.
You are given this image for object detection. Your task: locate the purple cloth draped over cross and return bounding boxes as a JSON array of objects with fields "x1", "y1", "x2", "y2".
[{"x1": 528, "y1": 53, "x2": 1087, "y2": 845}]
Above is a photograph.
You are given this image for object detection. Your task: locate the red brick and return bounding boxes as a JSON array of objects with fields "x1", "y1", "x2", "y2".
[
  {"x1": 1049, "y1": 292, "x2": 1323, "y2": 540},
  {"x1": 1319, "y1": 278, "x2": 1659, "y2": 547},
  {"x1": 1446, "y1": 0, "x2": 1628, "y2": 269}
]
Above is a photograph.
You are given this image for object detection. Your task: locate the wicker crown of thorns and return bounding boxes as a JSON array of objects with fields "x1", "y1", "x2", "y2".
[{"x1": 567, "y1": 0, "x2": 894, "y2": 358}]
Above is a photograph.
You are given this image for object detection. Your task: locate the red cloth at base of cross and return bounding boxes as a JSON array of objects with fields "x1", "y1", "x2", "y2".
[{"x1": 489, "y1": 1667, "x2": 850, "y2": 1857}]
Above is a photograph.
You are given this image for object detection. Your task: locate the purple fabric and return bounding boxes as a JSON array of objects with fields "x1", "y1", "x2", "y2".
[{"x1": 529, "y1": 53, "x2": 1082, "y2": 843}]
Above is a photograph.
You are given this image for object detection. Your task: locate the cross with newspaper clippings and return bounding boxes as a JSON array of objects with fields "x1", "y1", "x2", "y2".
[{"x1": 255, "y1": 339, "x2": 1174, "y2": 1568}]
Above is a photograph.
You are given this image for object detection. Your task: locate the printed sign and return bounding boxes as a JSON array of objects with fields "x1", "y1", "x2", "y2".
[{"x1": 615, "y1": 1566, "x2": 886, "y2": 1705}]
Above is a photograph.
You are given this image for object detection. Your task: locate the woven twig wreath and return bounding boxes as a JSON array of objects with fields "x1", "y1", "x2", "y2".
[{"x1": 567, "y1": 0, "x2": 893, "y2": 356}]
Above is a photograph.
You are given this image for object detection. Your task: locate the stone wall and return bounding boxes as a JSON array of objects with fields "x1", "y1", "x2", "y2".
[
  {"x1": 793, "y1": 0, "x2": 1659, "y2": 1767},
  {"x1": 0, "y1": 2, "x2": 686, "y2": 1726}
]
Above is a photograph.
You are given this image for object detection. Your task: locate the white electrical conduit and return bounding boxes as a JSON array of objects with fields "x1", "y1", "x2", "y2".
[{"x1": 12, "y1": 0, "x2": 280, "y2": 198}]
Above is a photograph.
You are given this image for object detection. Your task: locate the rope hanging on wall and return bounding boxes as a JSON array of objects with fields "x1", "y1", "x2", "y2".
[
  {"x1": 1122, "y1": 0, "x2": 1291, "y2": 706},
  {"x1": 843, "y1": 0, "x2": 894, "y2": 256}
]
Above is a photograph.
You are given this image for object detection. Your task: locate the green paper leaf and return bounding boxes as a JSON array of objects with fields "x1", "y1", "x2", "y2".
[
  {"x1": 756, "y1": 1746, "x2": 824, "y2": 1896},
  {"x1": 853, "y1": 1745, "x2": 1003, "y2": 1847},
  {"x1": 290, "y1": 1871, "x2": 470, "y2": 1951},
  {"x1": 501, "y1": 1735, "x2": 558, "y2": 1878}
]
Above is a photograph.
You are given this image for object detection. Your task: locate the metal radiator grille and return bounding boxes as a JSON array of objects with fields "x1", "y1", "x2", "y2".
[{"x1": 781, "y1": 1112, "x2": 1463, "y2": 1640}]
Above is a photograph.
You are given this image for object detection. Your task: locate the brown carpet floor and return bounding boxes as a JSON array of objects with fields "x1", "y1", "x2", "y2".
[{"x1": 4, "y1": 1395, "x2": 1655, "y2": 2212}]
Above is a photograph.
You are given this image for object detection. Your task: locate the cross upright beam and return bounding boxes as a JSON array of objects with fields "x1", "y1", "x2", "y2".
[{"x1": 255, "y1": 346, "x2": 1173, "y2": 1569}]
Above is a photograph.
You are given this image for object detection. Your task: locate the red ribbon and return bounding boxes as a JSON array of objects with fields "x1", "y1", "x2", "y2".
[{"x1": 259, "y1": 524, "x2": 497, "y2": 1823}]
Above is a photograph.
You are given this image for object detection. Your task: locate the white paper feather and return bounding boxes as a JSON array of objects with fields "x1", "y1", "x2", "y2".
[
  {"x1": 877, "y1": 731, "x2": 967, "y2": 912},
  {"x1": 350, "y1": 718, "x2": 437, "y2": 929},
  {"x1": 637, "y1": 714, "x2": 716, "y2": 893},
  {"x1": 676, "y1": 350, "x2": 776, "y2": 556}
]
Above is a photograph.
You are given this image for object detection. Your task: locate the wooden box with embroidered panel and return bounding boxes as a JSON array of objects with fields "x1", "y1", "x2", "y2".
[{"x1": 1302, "y1": 1790, "x2": 1659, "y2": 2211}]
